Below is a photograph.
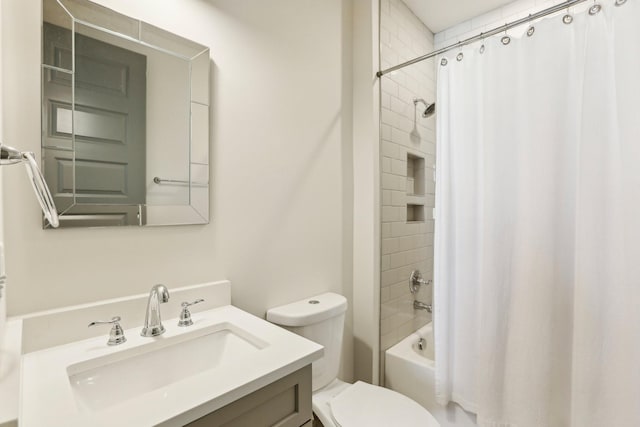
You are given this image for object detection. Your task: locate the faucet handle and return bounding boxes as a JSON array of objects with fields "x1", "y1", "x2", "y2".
[
  {"x1": 178, "y1": 299, "x2": 205, "y2": 327},
  {"x1": 181, "y1": 299, "x2": 204, "y2": 308},
  {"x1": 409, "y1": 270, "x2": 432, "y2": 294},
  {"x1": 88, "y1": 316, "x2": 127, "y2": 346}
]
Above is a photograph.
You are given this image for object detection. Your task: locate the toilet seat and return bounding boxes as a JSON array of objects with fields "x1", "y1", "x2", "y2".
[{"x1": 313, "y1": 380, "x2": 440, "y2": 427}]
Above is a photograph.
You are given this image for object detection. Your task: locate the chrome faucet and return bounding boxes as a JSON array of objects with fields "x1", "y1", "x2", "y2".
[
  {"x1": 417, "y1": 337, "x2": 426, "y2": 351},
  {"x1": 141, "y1": 284, "x2": 170, "y2": 337},
  {"x1": 413, "y1": 300, "x2": 432, "y2": 313}
]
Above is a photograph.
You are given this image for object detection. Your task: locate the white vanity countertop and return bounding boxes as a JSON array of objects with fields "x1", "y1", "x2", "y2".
[{"x1": 20, "y1": 305, "x2": 323, "y2": 427}]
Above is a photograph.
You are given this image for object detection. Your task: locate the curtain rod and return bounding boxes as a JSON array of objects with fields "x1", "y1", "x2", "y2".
[{"x1": 376, "y1": 0, "x2": 588, "y2": 78}]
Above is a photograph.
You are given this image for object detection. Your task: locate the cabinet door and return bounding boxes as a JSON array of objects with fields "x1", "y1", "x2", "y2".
[{"x1": 185, "y1": 365, "x2": 312, "y2": 427}]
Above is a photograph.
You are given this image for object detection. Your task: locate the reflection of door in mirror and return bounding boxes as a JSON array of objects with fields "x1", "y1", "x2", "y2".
[{"x1": 42, "y1": 23, "x2": 146, "y2": 226}]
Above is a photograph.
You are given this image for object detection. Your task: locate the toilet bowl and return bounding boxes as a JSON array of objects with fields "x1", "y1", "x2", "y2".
[{"x1": 266, "y1": 292, "x2": 440, "y2": 427}]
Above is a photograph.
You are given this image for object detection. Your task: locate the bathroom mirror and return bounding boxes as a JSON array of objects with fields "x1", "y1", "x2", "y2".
[{"x1": 41, "y1": 0, "x2": 210, "y2": 228}]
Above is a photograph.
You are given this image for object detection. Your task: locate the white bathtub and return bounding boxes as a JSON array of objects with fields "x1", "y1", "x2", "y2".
[{"x1": 385, "y1": 323, "x2": 477, "y2": 427}]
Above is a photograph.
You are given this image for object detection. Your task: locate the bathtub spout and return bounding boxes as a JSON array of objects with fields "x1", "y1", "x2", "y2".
[{"x1": 413, "y1": 300, "x2": 432, "y2": 313}]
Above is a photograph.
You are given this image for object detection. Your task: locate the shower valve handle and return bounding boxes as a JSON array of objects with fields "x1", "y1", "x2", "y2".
[{"x1": 409, "y1": 270, "x2": 432, "y2": 294}]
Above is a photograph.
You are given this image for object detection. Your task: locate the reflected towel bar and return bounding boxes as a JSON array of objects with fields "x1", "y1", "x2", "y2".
[{"x1": 153, "y1": 177, "x2": 208, "y2": 187}]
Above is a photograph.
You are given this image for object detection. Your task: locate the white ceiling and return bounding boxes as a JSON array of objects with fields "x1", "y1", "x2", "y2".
[{"x1": 402, "y1": 0, "x2": 519, "y2": 33}]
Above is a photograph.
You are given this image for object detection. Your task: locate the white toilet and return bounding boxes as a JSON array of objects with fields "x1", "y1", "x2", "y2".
[{"x1": 267, "y1": 292, "x2": 440, "y2": 427}]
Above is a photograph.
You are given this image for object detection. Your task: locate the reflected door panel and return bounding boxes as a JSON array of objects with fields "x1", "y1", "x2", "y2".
[{"x1": 43, "y1": 23, "x2": 146, "y2": 224}]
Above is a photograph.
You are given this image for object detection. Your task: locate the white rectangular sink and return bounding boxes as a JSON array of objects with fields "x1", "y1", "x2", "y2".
[
  {"x1": 20, "y1": 306, "x2": 322, "y2": 427},
  {"x1": 67, "y1": 323, "x2": 266, "y2": 412}
]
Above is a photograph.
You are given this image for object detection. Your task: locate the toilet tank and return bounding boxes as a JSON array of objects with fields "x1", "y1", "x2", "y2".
[{"x1": 266, "y1": 293, "x2": 347, "y2": 391}]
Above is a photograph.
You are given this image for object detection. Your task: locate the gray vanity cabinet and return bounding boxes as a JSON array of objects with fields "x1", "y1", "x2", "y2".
[{"x1": 185, "y1": 365, "x2": 312, "y2": 427}]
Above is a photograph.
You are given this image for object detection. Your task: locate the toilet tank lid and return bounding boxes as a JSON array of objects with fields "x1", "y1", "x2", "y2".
[{"x1": 266, "y1": 293, "x2": 347, "y2": 327}]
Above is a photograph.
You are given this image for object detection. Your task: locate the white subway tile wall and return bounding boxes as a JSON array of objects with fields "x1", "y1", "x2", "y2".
[{"x1": 380, "y1": 0, "x2": 435, "y2": 355}]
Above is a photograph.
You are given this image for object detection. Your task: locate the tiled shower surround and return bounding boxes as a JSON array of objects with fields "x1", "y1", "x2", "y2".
[{"x1": 379, "y1": 0, "x2": 436, "y2": 365}]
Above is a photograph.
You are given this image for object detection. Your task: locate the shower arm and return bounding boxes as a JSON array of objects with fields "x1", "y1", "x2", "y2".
[
  {"x1": 0, "y1": 144, "x2": 59, "y2": 228},
  {"x1": 413, "y1": 98, "x2": 429, "y2": 108}
]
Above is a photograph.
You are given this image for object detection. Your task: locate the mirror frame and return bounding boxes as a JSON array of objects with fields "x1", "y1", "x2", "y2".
[{"x1": 41, "y1": 0, "x2": 210, "y2": 228}]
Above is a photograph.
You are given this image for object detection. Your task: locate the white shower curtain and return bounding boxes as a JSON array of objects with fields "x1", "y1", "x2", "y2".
[{"x1": 434, "y1": 2, "x2": 640, "y2": 427}]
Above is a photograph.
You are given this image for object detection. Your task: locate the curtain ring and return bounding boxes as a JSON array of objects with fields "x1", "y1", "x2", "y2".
[
  {"x1": 526, "y1": 14, "x2": 535, "y2": 37},
  {"x1": 479, "y1": 32, "x2": 485, "y2": 54},
  {"x1": 588, "y1": 1, "x2": 602, "y2": 14},
  {"x1": 501, "y1": 24, "x2": 511, "y2": 45},
  {"x1": 615, "y1": 0, "x2": 627, "y2": 6},
  {"x1": 563, "y1": 6, "x2": 574, "y2": 24},
  {"x1": 456, "y1": 42, "x2": 464, "y2": 62}
]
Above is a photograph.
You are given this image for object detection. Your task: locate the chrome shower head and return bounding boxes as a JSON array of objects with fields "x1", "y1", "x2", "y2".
[
  {"x1": 422, "y1": 102, "x2": 436, "y2": 118},
  {"x1": 413, "y1": 98, "x2": 436, "y2": 118}
]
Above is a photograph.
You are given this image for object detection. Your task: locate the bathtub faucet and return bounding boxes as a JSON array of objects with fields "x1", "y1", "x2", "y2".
[
  {"x1": 417, "y1": 337, "x2": 426, "y2": 350},
  {"x1": 413, "y1": 300, "x2": 432, "y2": 313}
]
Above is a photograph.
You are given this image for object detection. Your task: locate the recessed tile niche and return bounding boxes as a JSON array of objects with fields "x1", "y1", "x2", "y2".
[
  {"x1": 406, "y1": 153, "x2": 425, "y2": 223},
  {"x1": 406, "y1": 204, "x2": 425, "y2": 222},
  {"x1": 406, "y1": 153, "x2": 425, "y2": 196}
]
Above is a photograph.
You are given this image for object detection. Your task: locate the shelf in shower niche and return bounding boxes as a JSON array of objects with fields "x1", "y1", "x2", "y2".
[
  {"x1": 405, "y1": 195, "x2": 426, "y2": 206},
  {"x1": 406, "y1": 204, "x2": 425, "y2": 223}
]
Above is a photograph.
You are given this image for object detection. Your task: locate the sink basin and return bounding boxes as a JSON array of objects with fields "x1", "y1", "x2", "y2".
[
  {"x1": 67, "y1": 323, "x2": 266, "y2": 412},
  {"x1": 20, "y1": 305, "x2": 323, "y2": 427}
]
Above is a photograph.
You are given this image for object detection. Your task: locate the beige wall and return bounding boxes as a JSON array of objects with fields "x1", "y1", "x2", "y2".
[
  {"x1": 351, "y1": 0, "x2": 380, "y2": 384},
  {"x1": 1, "y1": 0, "x2": 357, "y2": 379}
]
